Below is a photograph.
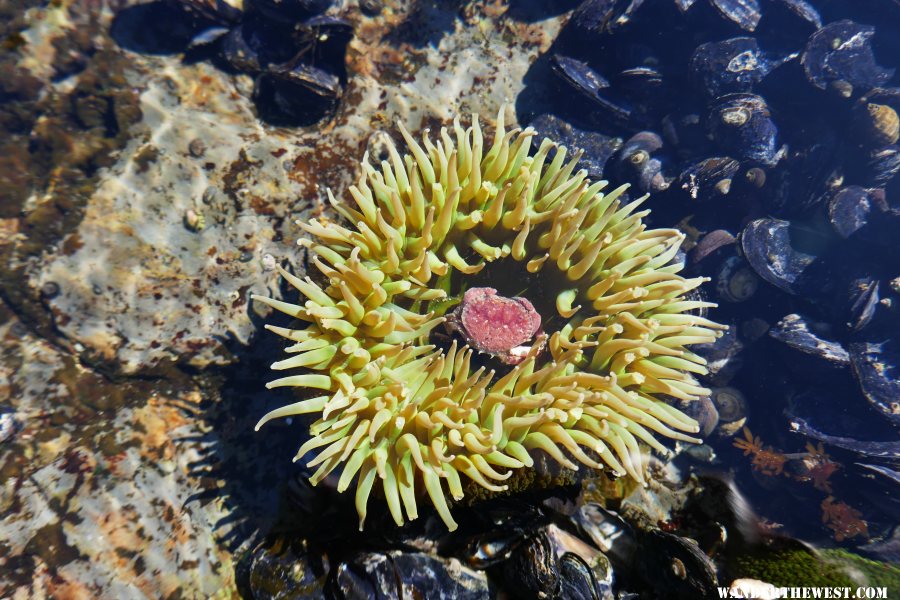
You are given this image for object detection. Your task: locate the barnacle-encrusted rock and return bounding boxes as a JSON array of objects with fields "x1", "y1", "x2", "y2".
[{"x1": 253, "y1": 109, "x2": 725, "y2": 531}]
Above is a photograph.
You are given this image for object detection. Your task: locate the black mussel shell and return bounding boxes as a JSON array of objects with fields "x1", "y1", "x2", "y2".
[
  {"x1": 709, "y1": 0, "x2": 762, "y2": 32},
  {"x1": 827, "y1": 186, "x2": 873, "y2": 239},
  {"x1": 613, "y1": 66, "x2": 665, "y2": 104},
  {"x1": 528, "y1": 113, "x2": 621, "y2": 180},
  {"x1": 787, "y1": 389, "x2": 900, "y2": 459},
  {"x1": 769, "y1": 313, "x2": 850, "y2": 368},
  {"x1": 463, "y1": 528, "x2": 528, "y2": 569},
  {"x1": 552, "y1": 55, "x2": 610, "y2": 99},
  {"x1": 551, "y1": 55, "x2": 636, "y2": 126},
  {"x1": 569, "y1": 504, "x2": 637, "y2": 561},
  {"x1": 333, "y1": 551, "x2": 489, "y2": 599},
  {"x1": 801, "y1": 20, "x2": 895, "y2": 94},
  {"x1": 569, "y1": 0, "x2": 635, "y2": 35},
  {"x1": 254, "y1": 0, "x2": 334, "y2": 23},
  {"x1": 843, "y1": 277, "x2": 880, "y2": 333},
  {"x1": 862, "y1": 145, "x2": 900, "y2": 188},
  {"x1": 708, "y1": 93, "x2": 780, "y2": 166},
  {"x1": 693, "y1": 320, "x2": 745, "y2": 387},
  {"x1": 112, "y1": 2, "x2": 204, "y2": 54},
  {"x1": 769, "y1": 0, "x2": 820, "y2": 28},
  {"x1": 679, "y1": 157, "x2": 740, "y2": 201},
  {"x1": 788, "y1": 416, "x2": 900, "y2": 461},
  {"x1": 277, "y1": 471, "x2": 359, "y2": 541},
  {"x1": 689, "y1": 37, "x2": 780, "y2": 98},
  {"x1": 253, "y1": 66, "x2": 340, "y2": 126},
  {"x1": 175, "y1": 0, "x2": 245, "y2": 24},
  {"x1": 764, "y1": 132, "x2": 842, "y2": 216},
  {"x1": 613, "y1": 131, "x2": 672, "y2": 193},
  {"x1": 268, "y1": 61, "x2": 342, "y2": 98},
  {"x1": 857, "y1": 463, "x2": 900, "y2": 486},
  {"x1": 333, "y1": 553, "x2": 399, "y2": 599},
  {"x1": 739, "y1": 218, "x2": 818, "y2": 295},
  {"x1": 394, "y1": 552, "x2": 489, "y2": 599},
  {"x1": 499, "y1": 533, "x2": 559, "y2": 599},
  {"x1": 220, "y1": 23, "x2": 263, "y2": 73},
  {"x1": 559, "y1": 553, "x2": 614, "y2": 600},
  {"x1": 219, "y1": 17, "x2": 298, "y2": 73},
  {"x1": 850, "y1": 339, "x2": 900, "y2": 427},
  {"x1": 239, "y1": 538, "x2": 329, "y2": 598},
  {"x1": 634, "y1": 530, "x2": 718, "y2": 599},
  {"x1": 300, "y1": 15, "x2": 354, "y2": 56}
]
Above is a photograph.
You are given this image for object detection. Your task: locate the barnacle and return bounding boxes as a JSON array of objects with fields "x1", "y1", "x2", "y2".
[{"x1": 253, "y1": 109, "x2": 725, "y2": 531}]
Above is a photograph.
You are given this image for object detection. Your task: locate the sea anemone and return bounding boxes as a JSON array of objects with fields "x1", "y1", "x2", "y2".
[{"x1": 252, "y1": 109, "x2": 725, "y2": 531}]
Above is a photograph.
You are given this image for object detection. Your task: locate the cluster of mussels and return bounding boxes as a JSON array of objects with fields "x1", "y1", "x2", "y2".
[
  {"x1": 530, "y1": 0, "x2": 900, "y2": 477},
  {"x1": 238, "y1": 482, "x2": 732, "y2": 599},
  {"x1": 515, "y1": 0, "x2": 900, "y2": 567},
  {"x1": 135, "y1": 0, "x2": 352, "y2": 124}
]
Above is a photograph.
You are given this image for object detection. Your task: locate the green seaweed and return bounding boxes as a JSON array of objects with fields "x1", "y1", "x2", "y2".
[{"x1": 729, "y1": 543, "x2": 899, "y2": 589}]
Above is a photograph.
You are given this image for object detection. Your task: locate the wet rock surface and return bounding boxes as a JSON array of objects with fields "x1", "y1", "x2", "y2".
[{"x1": 0, "y1": 308, "x2": 234, "y2": 596}]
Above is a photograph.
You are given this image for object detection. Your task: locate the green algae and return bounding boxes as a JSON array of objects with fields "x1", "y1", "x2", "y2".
[{"x1": 730, "y1": 543, "x2": 900, "y2": 589}]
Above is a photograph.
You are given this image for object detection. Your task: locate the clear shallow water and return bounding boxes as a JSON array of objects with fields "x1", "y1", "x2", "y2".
[{"x1": 0, "y1": 0, "x2": 898, "y2": 597}]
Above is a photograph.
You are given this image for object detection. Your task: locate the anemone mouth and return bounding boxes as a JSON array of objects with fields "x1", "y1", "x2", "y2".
[
  {"x1": 253, "y1": 108, "x2": 726, "y2": 532},
  {"x1": 424, "y1": 260, "x2": 566, "y2": 367}
]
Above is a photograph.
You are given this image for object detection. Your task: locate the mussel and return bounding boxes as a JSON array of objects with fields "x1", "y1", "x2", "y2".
[
  {"x1": 679, "y1": 157, "x2": 740, "y2": 202},
  {"x1": 693, "y1": 323, "x2": 745, "y2": 386},
  {"x1": 707, "y1": 94, "x2": 780, "y2": 167},
  {"x1": 240, "y1": 538, "x2": 330, "y2": 598},
  {"x1": 827, "y1": 186, "x2": 873, "y2": 239},
  {"x1": 633, "y1": 530, "x2": 718, "y2": 599},
  {"x1": 529, "y1": 113, "x2": 622, "y2": 180},
  {"x1": 850, "y1": 339, "x2": 900, "y2": 427},
  {"x1": 177, "y1": 0, "x2": 245, "y2": 24},
  {"x1": 801, "y1": 20, "x2": 895, "y2": 95},
  {"x1": 843, "y1": 277, "x2": 880, "y2": 333},
  {"x1": 768, "y1": 313, "x2": 850, "y2": 369},
  {"x1": 862, "y1": 145, "x2": 900, "y2": 188},
  {"x1": 254, "y1": 0, "x2": 335, "y2": 22},
  {"x1": 552, "y1": 55, "x2": 610, "y2": 100},
  {"x1": 787, "y1": 386, "x2": 900, "y2": 461},
  {"x1": 689, "y1": 37, "x2": 781, "y2": 99},
  {"x1": 333, "y1": 551, "x2": 490, "y2": 600},
  {"x1": 739, "y1": 218, "x2": 818, "y2": 295},
  {"x1": 551, "y1": 54, "x2": 637, "y2": 126}
]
